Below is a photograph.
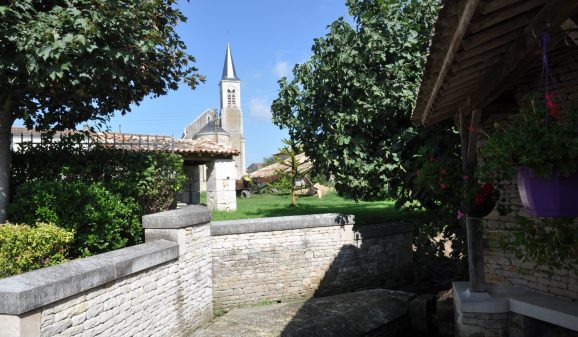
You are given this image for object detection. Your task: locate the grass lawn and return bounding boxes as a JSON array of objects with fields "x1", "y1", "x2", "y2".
[{"x1": 209, "y1": 192, "x2": 416, "y2": 226}]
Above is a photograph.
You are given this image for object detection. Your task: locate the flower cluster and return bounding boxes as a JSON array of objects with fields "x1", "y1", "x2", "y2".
[{"x1": 474, "y1": 183, "x2": 495, "y2": 205}]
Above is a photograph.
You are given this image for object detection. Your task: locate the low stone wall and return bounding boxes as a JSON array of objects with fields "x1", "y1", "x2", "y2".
[
  {"x1": 211, "y1": 214, "x2": 413, "y2": 309},
  {"x1": 0, "y1": 206, "x2": 213, "y2": 337}
]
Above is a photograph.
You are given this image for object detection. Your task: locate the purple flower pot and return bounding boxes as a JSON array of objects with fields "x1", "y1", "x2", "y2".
[{"x1": 517, "y1": 167, "x2": 578, "y2": 217}]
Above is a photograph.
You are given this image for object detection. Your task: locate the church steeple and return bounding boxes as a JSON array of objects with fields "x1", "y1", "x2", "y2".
[{"x1": 221, "y1": 43, "x2": 239, "y2": 81}]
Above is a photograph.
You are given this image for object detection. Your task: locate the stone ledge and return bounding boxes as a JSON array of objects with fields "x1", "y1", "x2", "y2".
[
  {"x1": 0, "y1": 240, "x2": 178, "y2": 315},
  {"x1": 453, "y1": 281, "x2": 578, "y2": 332},
  {"x1": 143, "y1": 205, "x2": 211, "y2": 229},
  {"x1": 211, "y1": 213, "x2": 354, "y2": 236}
]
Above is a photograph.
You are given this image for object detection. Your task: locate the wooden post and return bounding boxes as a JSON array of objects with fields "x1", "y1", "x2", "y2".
[{"x1": 459, "y1": 106, "x2": 487, "y2": 293}]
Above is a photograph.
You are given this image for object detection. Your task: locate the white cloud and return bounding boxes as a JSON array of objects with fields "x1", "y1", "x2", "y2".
[
  {"x1": 249, "y1": 97, "x2": 272, "y2": 118},
  {"x1": 273, "y1": 61, "x2": 290, "y2": 78}
]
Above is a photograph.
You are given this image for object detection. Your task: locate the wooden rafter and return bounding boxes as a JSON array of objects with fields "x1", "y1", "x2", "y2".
[
  {"x1": 471, "y1": 0, "x2": 578, "y2": 110},
  {"x1": 420, "y1": 0, "x2": 480, "y2": 125}
]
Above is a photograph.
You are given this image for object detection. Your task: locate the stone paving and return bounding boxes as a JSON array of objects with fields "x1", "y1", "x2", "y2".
[{"x1": 191, "y1": 289, "x2": 416, "y2": 337}]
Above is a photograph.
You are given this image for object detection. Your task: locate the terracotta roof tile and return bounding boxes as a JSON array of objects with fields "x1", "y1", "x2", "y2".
[{"x1": 11, "y1": 127, "x2": 239, "y2": 156}]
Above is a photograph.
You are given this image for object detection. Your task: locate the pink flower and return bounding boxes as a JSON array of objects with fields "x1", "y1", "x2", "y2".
[
  {"x1": 457, "y1": 210, "x2": 465, "y2": 220},
  {"x1": 440, "y1": 183, "x2": 448, "y2": 190},
  {"x1": 463, "y1": 175, "x2": 469, "y2": 181}
]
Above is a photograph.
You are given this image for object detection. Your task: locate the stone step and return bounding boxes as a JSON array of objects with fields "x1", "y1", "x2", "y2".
[{"x1": 191, "y1": 289, "x2": 416, "y2": 337}]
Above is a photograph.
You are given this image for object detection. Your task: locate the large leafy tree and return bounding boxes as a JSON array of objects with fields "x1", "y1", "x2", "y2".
[
  {"x1": 271, "y1": 0, "x2": 438, "y2": 201},
  {"x1": 0, "y1": 0, "x2": 203, "y2": 222}
]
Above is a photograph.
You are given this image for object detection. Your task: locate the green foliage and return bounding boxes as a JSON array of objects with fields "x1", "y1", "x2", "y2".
[
  {"x1": 11, "y1": 135, "x2": 186, "y2": 215},
  {"x1": 0, "y1": 0, "x2": 202, "y2": 129},
  {"x1": 9, "y1": 180, "x2": 141, "y2": 257},
  {"x1": 271, "y1": 0, "x2": 439, "y2": 201},
  {"x1": 274, "y1": 139, "x2": 306, "y2": 205},
  {"x1": 0, "y1": 0, "x2": 202, "y2": 221},
  {"x1": 501, "y1": 216, "x2": 578, "y2": 270},
  {"x1": 480, "y1": 97, "x2": 578, "y2": 181},
  {"x1": 0, "y1": 222, "x2": 74, "y2": 278}
]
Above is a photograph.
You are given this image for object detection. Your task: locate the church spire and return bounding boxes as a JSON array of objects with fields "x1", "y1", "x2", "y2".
[{"x1": 221, "y1": 43, "x2": 239, "y2": 81}]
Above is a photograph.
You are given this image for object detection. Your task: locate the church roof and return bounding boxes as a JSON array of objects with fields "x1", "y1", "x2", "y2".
[
  {"x1": 197, "y1": 120, "x2": 228, "y2": 135},
  {"x1": 221, "y1": 43, "x2": 240, "y2": 81}
]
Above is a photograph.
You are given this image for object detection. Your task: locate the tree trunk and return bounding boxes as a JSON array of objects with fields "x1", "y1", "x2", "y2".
[{"x1": 0, "y1": 105, "x2": 14, "y2": 223}]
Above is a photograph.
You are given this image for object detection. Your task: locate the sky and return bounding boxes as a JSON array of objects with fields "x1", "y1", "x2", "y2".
[{"x1": 106, "y1": 0, "x2": 352, "y2": 167}]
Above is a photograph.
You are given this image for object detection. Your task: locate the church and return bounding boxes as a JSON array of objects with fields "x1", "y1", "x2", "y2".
[{"x1": 182, "y1": 44, "x2": 246, "y2": 183}]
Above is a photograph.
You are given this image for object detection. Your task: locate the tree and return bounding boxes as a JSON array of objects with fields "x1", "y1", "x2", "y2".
[
  {"x1": 271, "y1": 0, "x2": 438, "y2": 201},
  {"x1": 274, "y1": 139, "x2": 306, "y2": 206},
  {"x1": 0, "y1": 0, "x2": 203, "y2": 222}
]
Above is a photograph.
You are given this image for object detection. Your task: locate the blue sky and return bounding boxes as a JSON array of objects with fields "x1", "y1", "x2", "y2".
[{"x1": 107, "y1": 0, "x2": 351, "y2": 167}]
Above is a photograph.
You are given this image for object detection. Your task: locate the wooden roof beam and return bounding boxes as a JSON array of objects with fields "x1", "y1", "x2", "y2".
[
  {"x1": 420, "y1": 0, "x2": 481, "y2": 124},
  {"x1": 471, "y1": 0, "x2": 578, "y2": 111},
  {"x1": 480, "y1": 0, "x2": 524, "y2": 15},
  {"x1": 470, "y1": 0, "x2": 545, "y2": 33}
]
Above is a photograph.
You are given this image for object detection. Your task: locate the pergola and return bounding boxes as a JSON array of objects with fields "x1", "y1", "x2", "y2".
[
  {"x1": 11, "y1": 128, "x2": 240, "y2": 211},
  {"x1": 412, "y1": 1, "x2": 578, "y2": 335}
]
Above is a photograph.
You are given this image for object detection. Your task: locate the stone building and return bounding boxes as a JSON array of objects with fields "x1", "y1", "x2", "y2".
[{"x1": 183, "y1": 44, "x2": 246, "y2": 187}]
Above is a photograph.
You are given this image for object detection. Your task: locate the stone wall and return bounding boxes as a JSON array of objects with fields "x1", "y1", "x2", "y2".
[
  {"x1": 0, "y1": 210, "x2": 416, "y2": 336},
  {"x1": 482, "y1": 181, "x2": 578, "y2": 301},
  {"x1": 0, "y1": 206, "x2": 213, "y2": 337},
  {"x1": 211, "y1": 214, "x2": 413, "y2": 309}
]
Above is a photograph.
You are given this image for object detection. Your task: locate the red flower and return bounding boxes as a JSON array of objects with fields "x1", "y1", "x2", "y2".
[
  {"x1": 468, "y1": 126, "x2": 477, "y2": 133},
  {"x1": 545, "y1": 92, "x2": 562, "y2": 118},
  {"x1": 474, "y1": 193, "x2": 487, "y2": 205},
  {"x1": 463, "y1": 175, "x2": 469, "y2": 181},
  {"x1": 481, "y1": 183, "x2": 494, "y2": 195},
  {"x1": 440, "y1": 183, "x2": 448, "y2": 190}
]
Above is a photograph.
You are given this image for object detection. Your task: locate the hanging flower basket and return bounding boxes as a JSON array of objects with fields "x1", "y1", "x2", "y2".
[
  {"x1": 468, "y1": 183, "x2": 498, "y2": 218},
  {"x1": 517, "y1": 166, "x2": 578, "y2": 217}
]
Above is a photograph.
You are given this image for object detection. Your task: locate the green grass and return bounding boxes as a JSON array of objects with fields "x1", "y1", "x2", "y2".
[{"x1": 210, "y1": 192, "x2": 413, "y2": 226}]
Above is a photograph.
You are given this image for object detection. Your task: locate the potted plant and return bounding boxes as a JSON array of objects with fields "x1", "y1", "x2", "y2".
[{"x1": 479, "y1": 95, "x2": 578, "y2": 217}]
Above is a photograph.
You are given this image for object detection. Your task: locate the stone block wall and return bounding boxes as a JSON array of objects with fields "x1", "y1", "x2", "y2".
[
  {"x1": 0, "y1": 206, "x2": 213, "y2": 337},
  {"x1": 206, "y1": 159, "x2": 237, "y2": 211},
  {"x1": 482, "y1": 181, "x2": 578, "y2": 301},
  {"x1": 211, "y1": 214, "x2": 413, "y2": 309},
  {"x1": 455, "y1": 310, "x2": 508, "y2": 337}
]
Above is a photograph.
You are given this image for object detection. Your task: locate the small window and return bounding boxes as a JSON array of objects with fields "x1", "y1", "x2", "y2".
[{"x1": 227, "y1": 89, "x2": 236, "y2": 107}]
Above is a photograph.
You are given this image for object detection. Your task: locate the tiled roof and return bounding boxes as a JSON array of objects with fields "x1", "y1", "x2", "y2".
[{"x1": 11, "y1": 127, "x2": 239, "y2": 156}]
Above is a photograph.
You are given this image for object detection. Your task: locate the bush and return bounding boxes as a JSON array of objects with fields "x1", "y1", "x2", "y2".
[
  {"x1": 0, "y1": 222, "x2": 74, "y2": 278},
  {"x1": 11, "y1": 136, "x2": 186, "y2": 216},
  {"x1": 9, "y1": 180, "x2": 142, "y2": 257}
]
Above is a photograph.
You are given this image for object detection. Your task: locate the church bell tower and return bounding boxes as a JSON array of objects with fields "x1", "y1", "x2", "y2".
[{"x1": 219, "y1": 44, "x2": 245, "y2": 177}]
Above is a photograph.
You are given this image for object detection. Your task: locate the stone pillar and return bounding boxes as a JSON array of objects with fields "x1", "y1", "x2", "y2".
[
  {"x1": 0, "y1": 312, "x2": 40, "y2": 337},
  {"x1": 191, "y1": 165, "x2": 201, "y2": 204},
  {"x1": 206, "y1": 159, "x2": 237, "y2": 211},
  {"x1": 143, "y1": 205, "x2": 214, "y2": 335}
]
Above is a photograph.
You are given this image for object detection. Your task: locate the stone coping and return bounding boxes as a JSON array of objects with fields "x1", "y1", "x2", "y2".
[
  {"x1": 0, "y1": 240, "x2": 178, "y2": 315},
  {"x1": 453, "y1": 281, "x2": 578, "y2": 332},
  {"x1": 211, "y1": 213, "x2": 354, "y2": 236},
  {"x1": 143, "y1": 205, "x2": 211, "y2": 229}
]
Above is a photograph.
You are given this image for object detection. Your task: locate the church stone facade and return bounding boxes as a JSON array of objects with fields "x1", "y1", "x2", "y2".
[{"x1": 183, "y1": 44, "x2": 245, "y2": 179}]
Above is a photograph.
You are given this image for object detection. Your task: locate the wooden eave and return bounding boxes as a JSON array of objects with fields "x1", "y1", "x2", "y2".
[{"x1": 412, "y1": 0, "x2": 578, "y2": 125}]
